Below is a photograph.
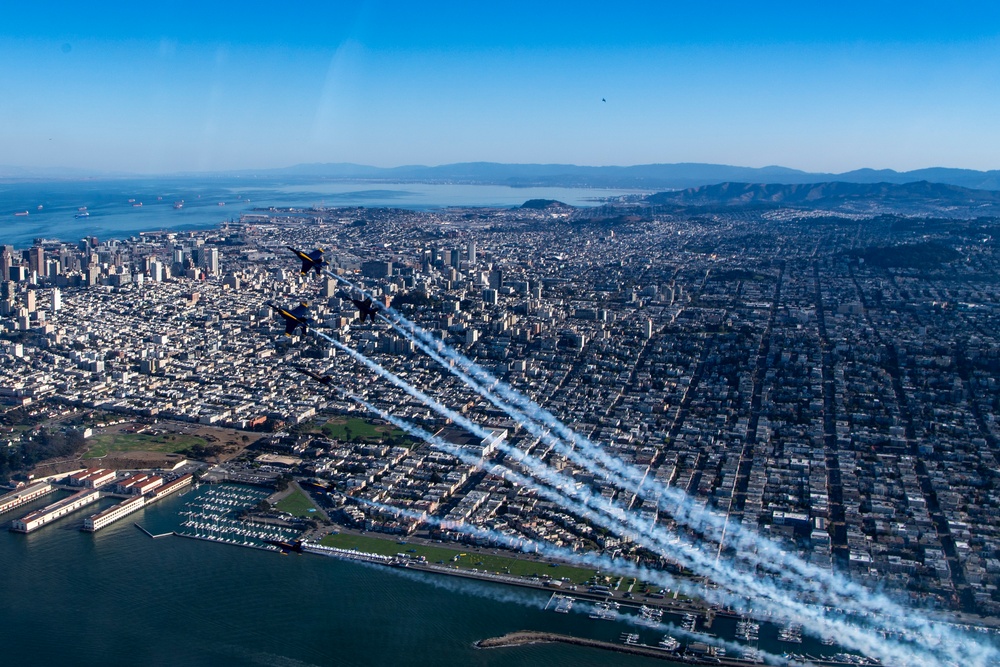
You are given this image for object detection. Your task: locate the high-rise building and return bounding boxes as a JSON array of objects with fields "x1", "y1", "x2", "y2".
[
  {"x1": 86, "y1": 266, "x2": 101, "y2": 286},
  {"x1": 488, "y1": 269, "x2": 503, "y2": 290},
  {"x1": 466, "y1": 239, "x2": 476, "y2": 263},
  {"x1": 28, "y1": 247, "x2": 44, "y2": 275},
  {"x1": 206, "y1": 248, "x2": 220, "y2": 275},
  {"x1": 51, "y1": 288, "x2": 61, "y2": 312},
  {"x1": 320, "y1": 278, "x2": 337, "y2": 297},
  {"x1": 25, "y1": 290, "x2": 36, "y2": 313},
  {"x1": 0, "y1": 252, "x2": 11, "y2": 281},
  {"x1": 46, "y1": 259, "x2": 61, "y2": 278}
]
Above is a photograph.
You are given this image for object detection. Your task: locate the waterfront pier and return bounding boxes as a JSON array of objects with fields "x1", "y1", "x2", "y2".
[
  {"x1": 0, "y1": 482, "x2": 56, "y2": 515},
  {"x1": 11, "y1": 489, "x2": 100, "y2": 533},
  {"x1": 82, "y1": 474, "x2": 193, "y2": 532}
]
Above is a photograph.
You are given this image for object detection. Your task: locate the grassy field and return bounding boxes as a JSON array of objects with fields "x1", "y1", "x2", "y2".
[
  {"x1": 319, "y1": 532, "x2": 596, "y2": 584},
  {"x1": 320, "y1": 417, "x2": 412, "y2": 445},
  {"x1": 85, "y1": 432, "x2": 206, "y2": 458},
  {"x1": 275, "y1": 488, "x2": 319, "y2": 518}
]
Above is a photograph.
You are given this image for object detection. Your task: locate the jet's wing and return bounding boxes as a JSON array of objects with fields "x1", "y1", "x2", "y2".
[
  {"x1": 294, "y1": 365, "x2": 333, "y2": 385},
  {"x1": 287, "y1": 246, "x2": 321, "y2": 274},
  {"x1": 352, "y1": 299, "x2": 368, "y2": 323},
  {"x1": 271, "y1": 304, "x2": 307, "y2": 335}
]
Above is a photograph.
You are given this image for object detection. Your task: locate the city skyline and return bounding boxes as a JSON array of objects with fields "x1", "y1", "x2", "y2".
[{"x1": 2, "y1": 2, "x2": 1000, "y2": 174}]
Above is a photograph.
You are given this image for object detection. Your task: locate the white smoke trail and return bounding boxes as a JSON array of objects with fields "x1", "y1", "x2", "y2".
[
  {"x1": 312, "y1": 350, "x2": 966, "y2": 666},
  {"x1": 363, "y1": 549, "x2": 800, "y2": 667},
  {"x1": 352, "y1": 497, "x2": 827, "y2": 667},
  {"x1": 323, "y1": 269, "x2": 990, "y2": 660}
]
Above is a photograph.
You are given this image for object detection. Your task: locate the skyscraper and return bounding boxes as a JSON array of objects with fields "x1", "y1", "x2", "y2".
[
  {"x1": 466, "y1": 238, "x2": 476, "y2": 263},
  {"x1": 28, "y1": 247, "x2": 44, "y2": 276},
  {"x1": 51, "y1": 288, "x2": 61, "y2": 312},
  {"x1": 206, "y1": 248, "x2": 220, "y2": 275},
  {"x1": 488, "y1": 268, "x2": 503, "y2": 290}
]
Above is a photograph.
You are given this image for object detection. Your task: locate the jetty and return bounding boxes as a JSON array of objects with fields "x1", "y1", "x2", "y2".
[{"x1": 476, "y1": 630, "x2": 746, "y2": 665}]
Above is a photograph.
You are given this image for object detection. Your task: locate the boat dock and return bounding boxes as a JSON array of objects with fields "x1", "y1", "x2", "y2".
[
  {"x1": 302, "y1": 541, "x2": 395, "y2": 564},
  {"x1": 475, "y1": 630, "x2": 755, "y2": 666}
]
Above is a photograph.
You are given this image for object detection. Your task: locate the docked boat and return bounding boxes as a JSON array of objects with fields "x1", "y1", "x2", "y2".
[
  {"x1": 658, "y1": 635, "x2": 681, "y2": 652},
  {"x1": 589, "y1": 601, "x2": 619, "y2": 621},
  {"x1": 681, "y1": 613, "x2": 698, "y2": 633},
  {"x1": 553, "y1": 596, "x2": 573, "y2": 614},
  {"x1": 737, "y1": 615, "x2": 760, "y2": 641},
  {"x1": 778, "y1": 623, "x2": 803, "y2": 643},
  {"x1": 636, "y1": 605, "x2": 664, "y2": 627}
]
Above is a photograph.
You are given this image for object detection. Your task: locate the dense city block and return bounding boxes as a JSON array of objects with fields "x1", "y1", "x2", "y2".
[{"x1": 3, "y1": 200, "x2": 1000, "y2": 617}]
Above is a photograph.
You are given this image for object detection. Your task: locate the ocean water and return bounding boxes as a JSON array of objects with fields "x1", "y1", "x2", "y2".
[
  {"x1": 0, "y1": 487, "x2": 673, "y2": 667},
  {"x1": 0, "y1": 178, "x2": 640, "y2": 248}
]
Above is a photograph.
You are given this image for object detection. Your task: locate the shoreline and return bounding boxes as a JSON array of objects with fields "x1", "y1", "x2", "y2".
[{"x1": 474, "y1": 630, "x2": 745, "y2": 665}]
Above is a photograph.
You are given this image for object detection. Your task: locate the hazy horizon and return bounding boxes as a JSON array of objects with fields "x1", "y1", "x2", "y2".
[{"x1": 3, "y1": 2, "x2": 1000, "y2": 174}]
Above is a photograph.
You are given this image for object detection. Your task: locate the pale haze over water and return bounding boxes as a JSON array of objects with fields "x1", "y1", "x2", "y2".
[{"x1": 0, "y1": 179, "x2": 640, "y2": 248}]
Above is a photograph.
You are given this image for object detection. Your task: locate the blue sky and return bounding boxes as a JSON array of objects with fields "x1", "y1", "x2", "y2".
[{"x1": 2, "y1": 1, "x2": 999, "y2": 174}]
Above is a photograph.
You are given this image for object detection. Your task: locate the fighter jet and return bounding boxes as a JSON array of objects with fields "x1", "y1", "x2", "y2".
[
  {"x1": 351, "y1": 297, "x2": 379, "y2": 324},
  {"x1": 269, "y1": 302, "x2": 313, "y2": 336},
  {"x1": 294, "y1": 365, "x2": 333, "y2": 385},
  {"x1": 287, "y1": 246, "x2": 328, "y2": 276}
]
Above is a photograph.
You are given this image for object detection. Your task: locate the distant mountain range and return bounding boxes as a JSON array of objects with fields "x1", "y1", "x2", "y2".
[
  {"x1": 4, "y1": 161, "x2": 1000, "y2": 192},
  {"x1": 235, "y1": 162, "x2": 1000, "y2": 191},
  {"x1": 645, "y1": 181, "x2": 1000, "y2": 207}
]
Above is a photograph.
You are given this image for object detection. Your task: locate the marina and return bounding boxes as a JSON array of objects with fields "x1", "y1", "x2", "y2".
[
  {"x1": 1, "y1": 477, "x2": 989, "y2": 666},
  {"x1": 175, "y1": 484, "x2": 302, "y2": 551}
]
